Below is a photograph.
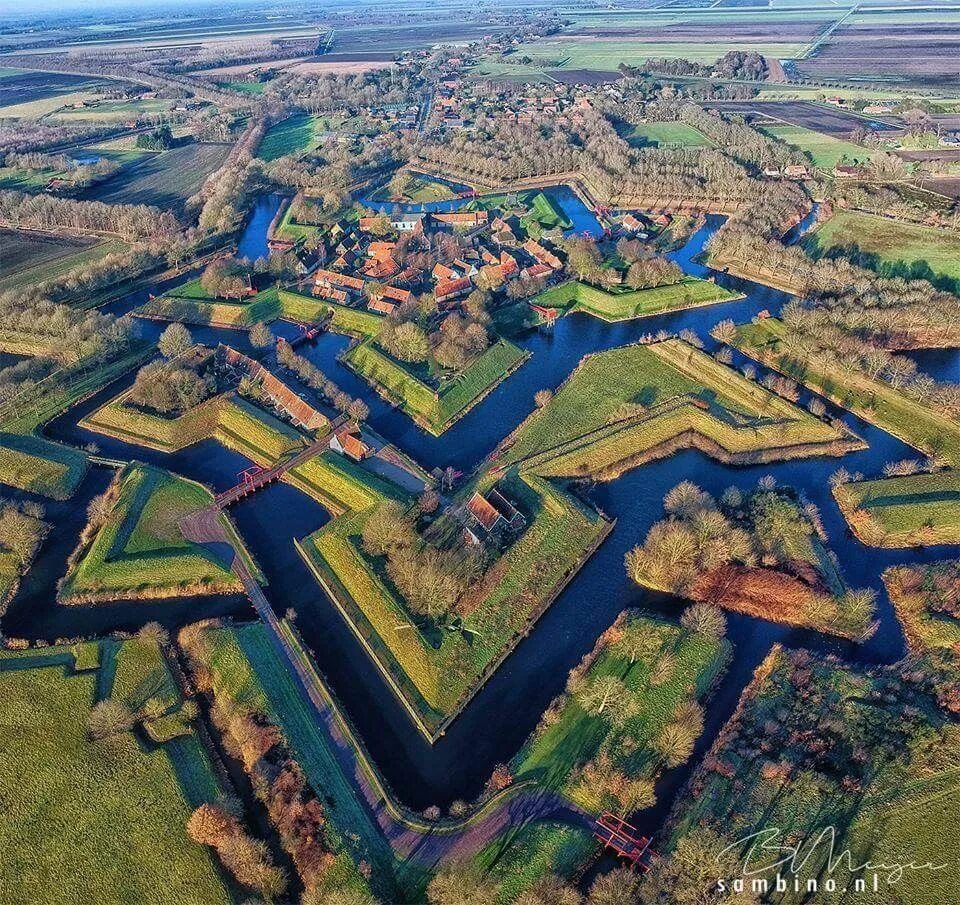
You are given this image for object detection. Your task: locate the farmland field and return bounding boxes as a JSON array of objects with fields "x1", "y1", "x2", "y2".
[
  {"x1": 807, "y1": 210, "x2": 960, "y2": 290},
  {"x1": 708, "y1": 100, "x2": 902, "y2": 137},
  {"x1": 758, "y1": 122, "x2": 877, "y2": 168},
  {"x1": 80, "y1": 143, "x2": 231, "y2": 214},
  {"x1": 0, "y1": 230, "x2": 125, "y2": 292},
  {"x1": 0, "y1": 643, "x2": 229, "y2": 904},
  {"x1": 797, "y1": 24, "x2": 960, "y2": 86}
]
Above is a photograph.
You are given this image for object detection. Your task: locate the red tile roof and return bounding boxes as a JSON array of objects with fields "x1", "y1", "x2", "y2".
[
  {"x1": 467, "y1": 492, "x2": 504, "y2": 532},
  {"x1": 435, "y1": 277, "x2": 472, "y2": 301}
]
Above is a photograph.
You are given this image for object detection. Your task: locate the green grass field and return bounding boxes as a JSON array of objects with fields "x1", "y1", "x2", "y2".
[
  {"x1": 200, "y1": 622, "x2": 399, "y2": 899},
  {"x1": 346, "y1": 338, "x2": 530, "y2": 435},
  {"x1": 371, "y1": 174, "x2": 457, "y2": 204},
  {"x1": 667, "y1": 645, "x2": 960, "y2": 905},
  {"x1": 834, "y1": 471, "x2": 960, "y2": 547},
  {"x1": 299, "y1": 467, "x2": 609, "y2": 737},
  {"x1": 533, "y1": 277, "x2": 741, "y2": 322},
  {"x1": 621, "y1": 121, "x2": 713, "y2": 149},
  {"x1": 807, "y1": 210, "x2": 960, "y2": 290},
  {"x1": 0, "y1": 346, "x2": 151, "y2": 500},
  {"x1": 475, "y1": 39, "x2": 805, "y2": 74},
  {"x1": 0, "y1": 229, "x2": 125, "y2": 292},
  {"x1": 734, "y1": 318, "x2": 960, "y2": 467},
  {"x1": 513, "y1": 612, "x2": 729, "y2": 812},
  {"x1": 475, "y1": 822, "x2": 598, "y2": 904},
  {"x1": 59, "y1": 463, "x2": 241, "y2": 602},
  {"x1": 82, "y1": 143, "x2": 231, "y2": 213},
  {"x1": 759, "y1": 122, "x2": 876, "y2": 168},
  {"x1": 501, "y1": 339, "x2": 857, "y2": 478},
  {"x1": 0, "y1": 643, "x2": 228, "y2": 905},
  {"x1": 258, "y1": 113, "x2": 326, "y2": 160}
]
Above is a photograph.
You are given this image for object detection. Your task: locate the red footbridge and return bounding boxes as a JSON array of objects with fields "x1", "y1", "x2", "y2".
[{"x1": 593, "y1": 813, "x2": 654, "y2": 871}]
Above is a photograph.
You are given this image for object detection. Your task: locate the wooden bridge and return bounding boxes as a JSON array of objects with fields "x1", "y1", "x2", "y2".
[{"x1": 593, "y1": 813, "x2": 653, "y2": 871}]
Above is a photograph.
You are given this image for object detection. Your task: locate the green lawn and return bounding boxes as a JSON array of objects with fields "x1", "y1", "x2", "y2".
[
  {"x1": 621, "y1": 121, "x2": 712, "y2": 149},
  {"x1": 834, "y1": 471, "x2": 960, "y2": 547},
  {"x1": 734, "y1": 318, "x2": 960, "y2": 467},
  {"x1": 59, "y1": 463, "x2": 241, "y2": 602},
  {"x1": 759, "y1": 122, "x2": 876, "y2": 168},
  {"x1": 533, "y1": 277, "x2": 741, "y2": 322},
  {"x1": 371, "y1": 174, "x2": 457, "y2": 204},
  {"x1": 0, "y1": 643, "x2": 228, "y2": 905},
  {"x1": 807, "y1": 210, "x2": 960, "y2": 291}
]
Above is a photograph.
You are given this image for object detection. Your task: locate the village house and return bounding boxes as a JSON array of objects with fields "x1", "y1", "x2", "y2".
[
  {"x1": 464, "y1": 487, "x2": 526, "y2": 545},
  {"x1": 329, "y1": 424, "x2": 373, "y2": 461}
]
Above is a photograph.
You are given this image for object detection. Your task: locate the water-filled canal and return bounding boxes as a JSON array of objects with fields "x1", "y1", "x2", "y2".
[{"x1": 5, "y1": 205, "x2": 958, "y2": 825}]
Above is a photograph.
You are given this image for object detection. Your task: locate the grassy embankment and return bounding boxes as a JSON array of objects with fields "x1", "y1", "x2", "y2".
[
  {"x1": 466, "y1": 189, "x2": 571, "y2": 233},
  {"x1": 195, "y1": 621, "x2": 409, "y2": 901},
  {"x1": 834, "y1": 471, "x2": 960, "y2": 547},
  {"x1": 511, "y1": 611, "x2": 729, "y2": 810},
  {"x1": 298, "y1": 339, "x2": 853, "y2": 739},
  {"x1": 370, "y1": 174, "x2": 457, "y2": 204},
  {"x1": 499, "y1": 339, "x2": 862, "y2": 480},
  {"x1": 298, "y1": 463, "x2": 609, "y2": 739},
  {"x1": 0, "y1": 346, "x2": 151, "y2": 499},
  {"x1": 138, "y1": 284, "x2": 383, "y2": 337},
  {"x1": 532, "y1": 277, "x2": 742, "y2": 323},
  {"x1": 59, "y1": 463, "x2": 244, "y2": 603},
  {"x1": 455, "y1": 611, "x2": 727, "y2": 903},
  {"x1": 807, "y1": 209, "x2": 960, "y2": 293},
  {"x1": 735, "y1": 318, "x2": 960, "y2": 465},
  {"x1": 0, "y1": 639, "x2": 229, "y2": 904},
  {"x1": 666, "y1": 644, "x2": 960, "y2": 905},
  {"x1": 734, "y1": 318, "x2": 960, "y2": 545},
  {"x1": 346, "y1": 337, "x2": 530, "y2": 435},
  {"x1": 0, "y1": 508, "x2": 46, "y2": 608},
  {"x1": 884, "y1": 560, "x2": 960, "y2": 654}
]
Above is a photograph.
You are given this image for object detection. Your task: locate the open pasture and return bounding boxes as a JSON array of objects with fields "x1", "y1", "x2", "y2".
[
  {"x1": 258, "y1": 113, "x2": 326, "y2": 160},
  {"x1": 807, "y1": 210, "x2": 960, "y2": 290},
  {"x1": 758, "y1": 121, "x2": 877, "y2": 167},
  {"x1": 619, "y1": 120, "x2": 712, "y2": 148},
  {"x1": 0, "y1": 644, "x2": 228, "y2": 904}
]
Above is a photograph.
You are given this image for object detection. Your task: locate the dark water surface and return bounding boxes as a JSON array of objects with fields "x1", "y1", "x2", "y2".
[{"x1": 6, "y1": 208, "x2": 959, "y2": 825}]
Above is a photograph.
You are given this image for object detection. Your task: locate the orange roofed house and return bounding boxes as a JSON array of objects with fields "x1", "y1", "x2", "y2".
[
  {"x1": 329, "y1": 424, "x2": 373, "y2": 461},
  {"x1": 465, "y1": 487, "x2": 526, "y2": 545}
]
